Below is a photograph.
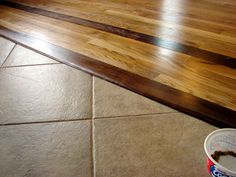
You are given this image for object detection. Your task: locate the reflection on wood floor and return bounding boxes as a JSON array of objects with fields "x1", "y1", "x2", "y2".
[{"x1": 0, "y1": 0, "x2": 235, "y2": 127}]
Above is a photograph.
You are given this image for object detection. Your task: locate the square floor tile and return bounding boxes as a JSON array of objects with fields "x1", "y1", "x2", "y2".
[
  {"x1": 0, "y1": 64, "x2": 92, "y2": 124},
  {"x1": 94, "y1": 113, "x2": 216, "y2": 177},
  {"x1": 0, "y1": 120, "x2": 92, "y2": 177},
  {"x1": 0, "y1": 37, "x2": 15, "y2": 66},
  {"x1": 93, "y1": 77, "x2": 176, "y2": 118},
  {"x1": 3, "y1": 45, "x2": 58, "y2": 67}
]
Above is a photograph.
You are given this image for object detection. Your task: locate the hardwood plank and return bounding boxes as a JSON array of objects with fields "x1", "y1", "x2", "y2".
[
  {"x1": 4, "y1": 0, "x2": 236, "y2": 59},
  {"x1": 0, "y1": 5, "x2": 235, "y2": 111},
  {"x1": 83, "y1": 0, "x2": 236, "y2": 26},
  {"x1": 0, "y1": 25, "x2": 235, "y2": 127},
  {"x1": 2, "y1": 0, "x2": 236, "y2": 66},
  {"x1": 9, "y1": 0, "x2": 236, "y2": 32}
]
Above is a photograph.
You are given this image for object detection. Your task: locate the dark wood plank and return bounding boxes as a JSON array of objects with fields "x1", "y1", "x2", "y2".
[
  {"x1": 0, "y1": 25, "x2": 235, "y2": 128},
  {"x1": 2, "y1": 0, "x2": 236, "y2": 69}
]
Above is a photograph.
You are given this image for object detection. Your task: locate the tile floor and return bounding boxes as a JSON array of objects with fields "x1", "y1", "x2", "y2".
[{"x1": 0, "y1": 37, "x2": 217, "y2": 177}]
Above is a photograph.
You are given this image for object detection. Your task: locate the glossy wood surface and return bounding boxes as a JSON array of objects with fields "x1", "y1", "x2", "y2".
[
  {"x1": 0, "y1": 26, "x2": 235, "y2": 127},
  {"x1": 2, "y1": 1, "x2": 236, "y2": 70},
  {"x1": 0, "y1": 0, "x2": 235, "y2": 126},
  {"x1": 3, "y1": 0, "x2": 236, "y2": 58}
]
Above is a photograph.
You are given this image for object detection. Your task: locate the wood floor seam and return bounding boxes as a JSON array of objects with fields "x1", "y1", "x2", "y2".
[
  {"x1": 0, "y1": 25, "x2": 235, "y2": 128},
  {"x1": 0, "y1": 1, "x2": 235, "y2": 176},
  {"x1": 1, "y1": 0, "x2": 236, "y2": 69}
]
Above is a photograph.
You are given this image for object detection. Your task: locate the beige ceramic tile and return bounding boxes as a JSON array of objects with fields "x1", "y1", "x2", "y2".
[
  {"x1": 94, "y1": 113, "x2": 217, "y2": 177},
  {"x1": 0, "y1": 37, "x2": 15, "y2": 66},
  {"x1": 0, "y1": 64, "x2": 92, "y2": 124},
  {"x1": 93, "y1": 77, "x2": 176, "y2": 118},
  {"x1": 0, "y1": 120, "x2": 92, "y2": 177},
  {"x1": 3, "y1": 45, "x2": 58, "y2": 67}
]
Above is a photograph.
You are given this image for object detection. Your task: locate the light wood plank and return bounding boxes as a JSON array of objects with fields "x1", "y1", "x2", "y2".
[{"x1": 0, "y1": 5, "x2": 235, "y2": 111}]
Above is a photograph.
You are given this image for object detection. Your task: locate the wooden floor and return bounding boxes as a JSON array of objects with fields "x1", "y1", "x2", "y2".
[{"x1": 0, "y1": 0, "x2": 235, "y2": 127}]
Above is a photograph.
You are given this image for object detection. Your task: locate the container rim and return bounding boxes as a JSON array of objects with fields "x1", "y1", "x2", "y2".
[{"x1": 204, "y1": 128, "x2": 236, "y2": 175}]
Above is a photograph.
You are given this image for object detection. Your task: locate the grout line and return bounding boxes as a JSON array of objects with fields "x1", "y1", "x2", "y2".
[
  {"x1": 0, "y1": 112, "x2": 178, "y2": 127},
  {"x1": 1, "y1": 62, "x2": 61, "y2": 68},
  {"x1": 94, "y1": 111, "x2": 179, "y2": 120},
  {"x1": 0, "y1": 26, "x2": 233, "y2": 128},
  {"x1": 92, "y1": 120, "x2": 96, "y2": 177},
  {"x1": 0, "y1": 117, "x2": 91, "y2": 126},
  {"x1": 92, "y1": 76, "x2": 95, "y2": 118},
  {"x1": 91, "y1": 76, "x2": 96, "y2": 177},
  {"x1": 0, "y1": 43, "x2": 16, "y2": 67}
]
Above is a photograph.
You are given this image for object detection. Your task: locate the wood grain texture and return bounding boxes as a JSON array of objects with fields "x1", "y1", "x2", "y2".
[
  {"x1": 0, "y1": 0, "x2": 236, "y2": 127},
  {"x1": 0, "y1": 26, "x2": 235, "y2": 128},
  {"x1": 3, "y1": 0, "x2": 236, "y2": 58},
  {"x1": 2, "y1": 0, "x2": 236, "y2": 70}
]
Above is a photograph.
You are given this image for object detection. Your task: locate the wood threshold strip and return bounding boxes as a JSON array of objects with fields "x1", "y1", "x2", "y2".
[
  {"x1": 0, "y1": 25, "x2": 235, "y2": 128},
  {"x1": 1, "y1": 0, "x2": 236, "y2": 69}
]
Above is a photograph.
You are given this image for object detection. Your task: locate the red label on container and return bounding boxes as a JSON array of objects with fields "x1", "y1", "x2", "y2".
[{"x1": 208, "y1": 158, "x2": 215, "y2": 173}]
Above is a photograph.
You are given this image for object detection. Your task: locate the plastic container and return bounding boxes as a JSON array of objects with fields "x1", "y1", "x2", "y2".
[{"x1": 204, "y1": 128, "x2": 236, "y2": 177}]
